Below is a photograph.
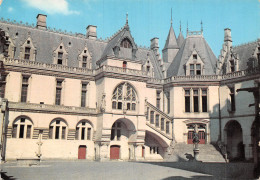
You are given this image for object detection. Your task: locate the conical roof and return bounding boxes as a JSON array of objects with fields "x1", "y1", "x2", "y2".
[
  {"x1": 177, "y1": 31, "x2": 185, "y2": 47},
  {"x1": 163, "y1": 25, "x2": 179, "y2": 50}
]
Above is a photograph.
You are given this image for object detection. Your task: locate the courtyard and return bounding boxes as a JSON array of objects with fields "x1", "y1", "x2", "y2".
[{"x1": 0, "y1": 160, "x2": 255, "y2": 180}]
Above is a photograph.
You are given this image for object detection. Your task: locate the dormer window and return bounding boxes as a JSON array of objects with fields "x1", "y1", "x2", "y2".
[
  {"x1": 196, "y1": 64, "x2": 201, "y2": 75},
  {"x1": 24, "y1": 47, "x2": 31, "y2": 60},
  {"x1": 60, "y1": 46, "x2": 62, "y2": 49},
  {"x1": 230, "y1": 60, "x2": 235, "y2": 72},
  {"x1": 82, "y1": 56, "x2": 87, "y2": 68},
  {"x1": 190, "y1": 63, "x2": 201, "y2": 75},
  {"x1": 193, "y1": 54, "x2": 197, "y2": 59},
  {"x1": 147, "y1": 66, "x2": 150, "y2": 72},
  {"x1": 27, "y1": 40, "x2": 30, "y2": 44},
  {"x1": 58, "y1": 52, "x2": 63, "y2": 65},
  {"x1": 120, "y1": 38, "x2": 132, "y2": 48}
]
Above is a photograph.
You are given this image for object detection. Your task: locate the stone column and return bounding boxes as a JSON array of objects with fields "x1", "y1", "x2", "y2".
[
  {"x1": 96, "y1": 141, "x2": 110, "y2": 161},
  {"x1": 244, "y1": 144, "x2": 253, "y2": 160}
]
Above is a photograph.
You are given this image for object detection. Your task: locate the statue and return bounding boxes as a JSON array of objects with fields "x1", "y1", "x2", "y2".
[
  {"x1": 192, "y1": 124, "x2": 200, "y2": 161},
  {"x1": 100, "y1": 93, "x2": 106, "y2": 112}
]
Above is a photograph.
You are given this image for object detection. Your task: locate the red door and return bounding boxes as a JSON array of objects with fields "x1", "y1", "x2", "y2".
[
  {"x1": 110, "y1": 145, "x2": 120, "y2": 159},
  {"x1": 78, "y1": 145, "x2": 86, "y2": 159},
  {"x1": 199, "y1": 131, "x2": 205, "y2": 144},
  {"x1": 187, "y1": 131, "x2": 193, "y2": 144}
]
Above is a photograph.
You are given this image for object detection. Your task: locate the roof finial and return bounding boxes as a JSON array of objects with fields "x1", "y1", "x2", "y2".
[
  {"x1": 126, "y1": 12, "x2": 128, "y2": 25},
  {"x1": 201, "y1": 20, "x2": 203, "y2": 32},
  {"x1": 187, "y1": 21, "x2": 189, "y2": 35},
  {"x1": 180, "y1": 21, "x2": 182, "y2": 32},
  {"x1": 171, "y1": 8, "x2": 173, "y2": 26}
]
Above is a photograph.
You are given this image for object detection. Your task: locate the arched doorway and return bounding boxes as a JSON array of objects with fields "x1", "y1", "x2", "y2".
[
  {"x1": 78, "y1": 145, "x2": 87, "y2": 159},
  {"x1": 110, "y1": 145, "x2": 120, "y2": 159},
  {"x1": 187, "y1": 123, "x2": 206, "y2": 144},
  {"x1": 225, "y1": 120, "x2": 244, "y2": 161}
]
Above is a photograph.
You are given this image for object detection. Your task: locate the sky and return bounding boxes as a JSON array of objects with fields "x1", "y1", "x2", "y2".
[{"x1": 0, "y1": 0, "x2": 259, "y2": 57}]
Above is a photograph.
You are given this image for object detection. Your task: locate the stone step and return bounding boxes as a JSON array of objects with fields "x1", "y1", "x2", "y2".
[{"x1": 166, "y1": 143, "x2": 226, "y2": 163}]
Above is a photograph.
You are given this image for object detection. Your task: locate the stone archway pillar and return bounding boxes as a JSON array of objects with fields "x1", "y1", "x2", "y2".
[
  {"x1": 133, "y1": 143, "x2": 144, "y2": 161},
  {"x1": 244, "y1": 134, "x2": 253, "y2": 160},
  {"x1": 95, "y1": 141, "x2": 110, "y2": 161}
]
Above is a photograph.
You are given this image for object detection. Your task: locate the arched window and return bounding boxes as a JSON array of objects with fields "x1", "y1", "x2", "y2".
[
  {"x1": 49, "y1": 119, "x2": 67, "y2": 140},
  {"x1": 112, "y1": 82, "x2": 137, "y2": 111},
  {"x1": 12, "y1": 117, "x2": 33, "y2": 139},
  {"x1": 120, "y1": 38, "x2": 132, "y2": 49},
  {"x1": 75, "y1": 120, "x2": 92, "y2": 140}
]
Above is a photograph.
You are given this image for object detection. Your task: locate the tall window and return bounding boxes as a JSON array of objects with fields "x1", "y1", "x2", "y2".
[
  {"x1": 58, "y1": 52, "x2": 63, "y2": 65},
  {"x1": 0, "y1": 75, "x2": 6, "y2": 98},
  {"x1": 166, "y1": 121, "x2": 170, "y2": 134},
  {"x1": 75, "y1": 121, "x2": 92, "y2": 140},
  {"x1": 193, "y1": 89, "x2": 199, "y2": 112},
  {"x1": 146, "y1": 107, "x2": 149, "y2": 121},
  {"x1": 230, "y1": 87, "x2": 236, "y2": 111},
  {"x1": 190, "y1": 64, "x2": 201, "y2": 75},
  {"x1": 202, "y1": 89, "x2": 208, "y2": 112},
  {"x1": 55, "y1": 80, "x2": 63, "y2": 105},
  {"x1": 155, "y1": 114, "x2": 159, "y2": 127},
  {"x1": 24, "y1": 47, "x2": 30, "y2": 60},
  {"x1": 82, "y1": 56, "x2": 87, "y2": 68},
  {"x1": 120, "y1": 38, "x2": 132, "y2": 48},
  {"x1": 150, "y1": 111, "x2": 154, "y2": 124},
  {"x1": 161, "y1": 118, "x2": 165, "y2": 131},
  {"x1": 111, "y1": 122, "x2": 121, "y2": 141},
  {"x1": 49, "y1": 119, "x2": 67, "y2": 139},
  {"x1": 21, "y1": 76, "x2": 29, "y2": 102},
  {"x1": 12, "y1": 117, "x2": 33, "y2": 139},
  {"x1": 185, "y1": 89, "x2": 190, "y2": 112},
  {"x1": 81, "y1": 83, "x2": 87, "y2": 107},
  {"x1": 230, "y1": 60, "x2": 235, "y2": 72},
  {"x1": 156, "y1": 91, "x2": 161, "y2": 109},
  {"x1": 112, "y1": 83, "x2": 137, "y2": 111}
]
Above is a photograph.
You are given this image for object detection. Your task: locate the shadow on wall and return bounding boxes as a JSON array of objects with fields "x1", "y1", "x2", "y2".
[{"x1": 138, "y1": 161, "x2": 254, "y2": 179}]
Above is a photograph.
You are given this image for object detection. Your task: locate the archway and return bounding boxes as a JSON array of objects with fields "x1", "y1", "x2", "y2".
[{"x1": 225, "y1": 120, "x2": 244, "y2": 161}]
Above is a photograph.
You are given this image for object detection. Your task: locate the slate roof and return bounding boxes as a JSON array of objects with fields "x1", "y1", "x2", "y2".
[
  {"x1": 177, "y1": 31, "x2": 184, "y2": 48},
  {"x1": 163, "y1": 25, "x2": 179, "y2": 50},
  {"x1": 0, "y1": 19, "x2": 164, "y2": 79},
  {"x1": 233, "y1": 40, "x2": 259, "y2": 71},
  {"x1": 167, "y1": 35, "x2": 217, "y2": 77}
]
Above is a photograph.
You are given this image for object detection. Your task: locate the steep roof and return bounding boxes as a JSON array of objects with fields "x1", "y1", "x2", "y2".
[
  {"x1": 233, "y1": 40, "x2": 259, "y2": 70},
  {"x1": 167, "y1": 35, "x2": 217, "y2": 77},
  {"x1": 163, "y1": 25, "x2": 178, "y2": 50},
  {"x1": 177, "y1": 31, "x2": 184, "y2": 47}
]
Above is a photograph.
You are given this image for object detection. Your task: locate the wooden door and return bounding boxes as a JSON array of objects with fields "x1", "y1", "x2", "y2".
[
  {"x1": 78, "y1": 145, "x2": 86, "y2": 159},
  {"x1": 198, "y1": 131, "x2": 205, "y2": 144},
  {"x1": 110, "y1": 145, "x2": 120, "y2": 159},
  {"x1": 187, "y1": 131, "x2": 193, "y2": 144}
]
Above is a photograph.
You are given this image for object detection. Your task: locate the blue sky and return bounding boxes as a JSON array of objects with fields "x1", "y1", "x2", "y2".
[{"x1": 0, "y1": 0, "x2": 259, "y2": 57}]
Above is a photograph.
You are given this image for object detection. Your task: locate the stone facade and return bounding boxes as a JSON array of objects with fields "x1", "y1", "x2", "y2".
[{"x1": 0, "y1": 14, "x2": 259, "y2": 162}]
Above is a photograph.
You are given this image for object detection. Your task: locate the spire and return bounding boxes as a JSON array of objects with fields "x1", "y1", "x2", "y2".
[
  {"x1": 186, "y1": 21, "x2": 189, "y2": 37},
  {"x1": 180, "y1": 21, "x2": 182, "y2": 32},
  {"x1": 171, "y1": 8, "x2": 173, "y2": 26},
  {"x1": 126, "y1": 12, "x2": 128, "y2": 25},
  {"x1": 201, "y1": 20, "x2": 203, "y2": 33}
]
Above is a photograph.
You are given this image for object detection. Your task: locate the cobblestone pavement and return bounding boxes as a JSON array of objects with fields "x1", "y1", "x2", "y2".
[{"x1": 0, "y1": 161, "x2": 255, "y2": 180}]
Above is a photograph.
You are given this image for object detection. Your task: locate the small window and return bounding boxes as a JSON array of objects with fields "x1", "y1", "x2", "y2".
[
  {"x1": 60, "y1": 46, "x2": 62, "y2": 49},
  {"x1": 27, "y1": 40, "x2": 30, "y2": 44},
  {"x1": 123, "y1": 61, "x2": 127, "y2": 68},
  {"x1": 84, "y1": 50, "x2": 87, "y2": 53},
  {"x1": 193, "y1": 54, "x2": 197, "y2": 59}
]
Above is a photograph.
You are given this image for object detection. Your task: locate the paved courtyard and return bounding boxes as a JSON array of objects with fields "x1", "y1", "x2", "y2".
[{"x1": 0, "y1": 161, "x2": 255, "y2": 180}]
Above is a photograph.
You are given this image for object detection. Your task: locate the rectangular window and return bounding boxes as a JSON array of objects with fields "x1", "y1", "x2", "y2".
[
  {"x1": 230, "y1": 87, "x2": 236, "y2": 111},
  {"x1": 58, "y1": 52, "x2": 63, "y2": 65},
  {"x1": 55, "y1": 80, "x2": 63, "y2": 105},
  {"x1": 12, "y1": 125, "x2": 17, "y2": 138},
  {"x1": 87, "y1": 128, "x2": 91, "y2": 140},
  {"x1": 49, "y1": 126, "x2": 53, "y2": 139},
  {"x1": 81, "y1": 127, "x2": 85, "y2": 140},
  {"x1": 82, "y1": 56, "x2": 87, "y2": 68},
  {"x1": 75, "y1": 127, "x2": 79, "y2": 140},
  {"x1": 230, "y1": 60, "x2": 235, "y2": 72},
  {"x1": 62, "y1": 127, "x2": 66, "y2": 139},
  {"x1": 132, "y1": 103, "x2": 136, "y2": 111},
  {"x1": 150, "y1": 111, "x2": 154, "y2": 124},
  {"x1": 185, "y1": 90, "x2": 190, "y2": 112},
  {"x1": 193, "y1": 89, "x2": 199, "y2": 112},
  {"x1": 81, "y1": 83, "x2": 87, "y2": 107},
  {"x1": 155, "y1": 114, "x2": 159, "y2": 127},
  {"x1": 166, "y1": 122, "x2": 170, "y2": 134},
  {"x1": 26, "y1": 125, "x2": 31, "y2": 139},
  {"x1": 0, "y1": 75, "x2": 6, "y2": 98},
  {"x1": 117, "y1": 129, "x2": 121, "y2": 140},
  {"x1": 161, "y1": 118, "x2": 165, "y2": 131},
  {"x1": 19, "y1": 125, "x2": 24, "y2": 138},
  {"x1": 21, "y1": 76, "x2": 29, "y2": 102},
  {"x1": 112, "y1": 101, "x2": 117, "y2": 109},
  {"x1": 127, "y1": 103, "x2": 131, "y2": 110},
  {"x1": 196, "y1": 64, "x2": 201, "y2": 75},
  {"x1": 24, "y1": 47, "x2": 30, "y2": 60},
  {"x1": 156, "y1": 91, "x2": 161, "y2": 109},
  {"x1": 190, "y1": 64, "x2": 194, "y2": 75},
  {"x1": 146, "y1": 107, "x2": 149, "y2": 121},
  {"x1": 202, "y1": 89, "x2": 207, "y2": 112},
  {"x1": 193, "y1": 54, "x2": 197, "y2": 59},
  {"x1": 117, "y1": 102, "x2": 122, "y2": 109},
  {"x1": 55, "y1": 126, "x2": 60, "y2": 139}
]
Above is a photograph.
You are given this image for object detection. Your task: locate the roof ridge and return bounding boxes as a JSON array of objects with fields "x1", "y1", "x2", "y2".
[{"x1": 233, "y1": 39, "x2": 258, "y2": 49}]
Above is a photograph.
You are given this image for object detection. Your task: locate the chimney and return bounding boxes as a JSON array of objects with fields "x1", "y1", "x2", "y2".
[
  {"x1": 36, "y1": 14, "x2": 47, "y2": 30},
  {"x1": 87, "y1": 25, "x2": 97, "y2": 40},
  {"x1": 150, "y1": 37, "x2": 159, "y2": 53},
  {"x1": 224, "y1": 28, "x2": 232, "y2": 48}
]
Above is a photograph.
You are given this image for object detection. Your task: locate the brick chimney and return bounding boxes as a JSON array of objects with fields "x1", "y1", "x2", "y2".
[
  {"x1": 87, "y1": 25, "x2": 97, "y2": 40},
  {"x1": 150, "y1": 37, "x2": 159, "y2": 54},
  {"x1": 36, "y1": 14, "x2": 47, "y2": 30}
]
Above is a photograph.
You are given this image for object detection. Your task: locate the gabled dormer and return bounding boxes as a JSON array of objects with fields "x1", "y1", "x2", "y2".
[
  {"x1": 53, "y1": 42, "x2": 68, "y2": 65},
  {"x1": 2, "y1": 31, "x2": 15, "y2": 58},
  {"x1": 20, "y1": 36, "x2": 36, "y2": 61},
  {"x1": 185, "y1": 49, "x2": 204, "y2": 76},
  {"x1": 251, "y1": 41, "x2": 260, "y2": 68},
  {"x1": 143, "y1": 54, "x2": 154, "y2": 77},
  {"x1": 78, "y1": 46, "x2": 92, "y2": 69}
]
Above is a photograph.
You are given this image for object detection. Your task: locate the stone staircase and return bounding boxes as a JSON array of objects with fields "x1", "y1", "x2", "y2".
[{"x1": 166, "y1": 143, "x2": 226, "y2": 163}]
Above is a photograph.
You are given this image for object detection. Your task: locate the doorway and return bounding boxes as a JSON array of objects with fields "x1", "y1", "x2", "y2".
[{"x1": 78, "y1": 145, "x2": 87, "y2": 159}]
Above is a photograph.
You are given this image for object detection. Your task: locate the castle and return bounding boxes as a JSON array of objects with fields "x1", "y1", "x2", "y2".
[{"x1": 0, "y1": 14, "x2": 259, "y2": 162}]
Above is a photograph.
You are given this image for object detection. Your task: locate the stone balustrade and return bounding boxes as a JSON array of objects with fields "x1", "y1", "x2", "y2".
[{"x1": 8, "y1": 101, "x2": 97, "y2": 115}]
